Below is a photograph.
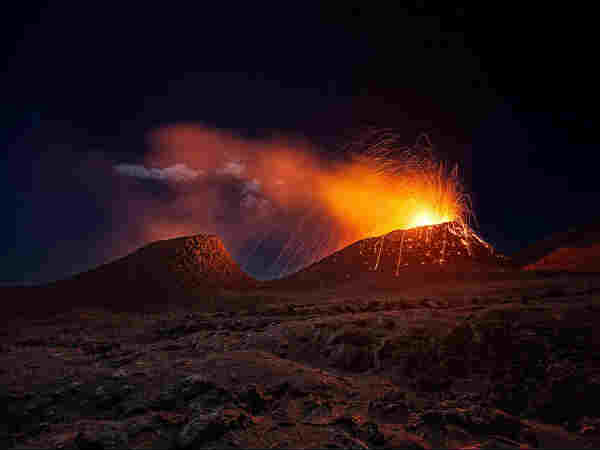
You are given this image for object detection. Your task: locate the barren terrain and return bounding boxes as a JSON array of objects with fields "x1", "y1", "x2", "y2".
[{"x1": 3, "y1": 273, "x2": 600, "y2": 449}]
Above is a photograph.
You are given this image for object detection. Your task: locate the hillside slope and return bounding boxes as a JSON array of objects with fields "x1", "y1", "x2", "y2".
[
  {"x1": 22, "y1": 234, "x2": 258, "y2": 313},
  {"x1": 279, "y1": 222, "x2": 513, "y2": 287}
]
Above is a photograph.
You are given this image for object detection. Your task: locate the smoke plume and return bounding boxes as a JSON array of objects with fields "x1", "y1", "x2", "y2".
[{"x1": 108, "y1": 124, "x2": 465, "y2": 279}]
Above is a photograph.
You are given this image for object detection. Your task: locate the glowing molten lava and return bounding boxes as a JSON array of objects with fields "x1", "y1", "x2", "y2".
[
  {"x1": 316, "y1": 161, "x2": 463, "y2": 242},
  {"x1": 409, "y1": 209, "x2": 451, "y2": 229}
]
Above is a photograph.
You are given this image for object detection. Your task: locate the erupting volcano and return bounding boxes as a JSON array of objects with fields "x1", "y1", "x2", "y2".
[
  {"x1": 248, "y1": 130, "x2": 482, "y2": 279},
  {"x1": 282, "y1": 221, "x2": 511, "y2": 286},
  {"x1": 321, "y1": 132, "x2": 473, "y2": 241},
  {"x1": 290, "y1": 132, "x2": 503, "y2": 282}
]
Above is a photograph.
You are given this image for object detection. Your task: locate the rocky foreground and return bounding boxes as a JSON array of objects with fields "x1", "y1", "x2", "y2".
[{"x1": 2, "y1": 275, "x2": 600, "y2": 449}]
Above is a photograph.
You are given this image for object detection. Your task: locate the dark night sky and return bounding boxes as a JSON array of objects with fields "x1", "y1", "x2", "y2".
[{"x1": 3, "y1": 4, "x2": 598, "y2": 284}]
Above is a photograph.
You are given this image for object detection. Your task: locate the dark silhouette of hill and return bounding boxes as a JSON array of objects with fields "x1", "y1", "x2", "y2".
[
  {"x1": 524, "y1": 244, "x2": 600, "y2": 273},
  {"x1": 513, "y1": 220, "x2": 600, "y2": 272},
  {"x1": 276, "y1": 222, "x2": 514, "y2": 288}
]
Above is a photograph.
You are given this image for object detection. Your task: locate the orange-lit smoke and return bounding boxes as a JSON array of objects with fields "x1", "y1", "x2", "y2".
[
  {"x1": 250, "y1": 139, "x2": 466, "y2": 248},
  {"x1": 315, "y1": 162, "x2": 458, "y2": 239},
  {"x1": 135, "y1": 124, "x2": 471, "y2": 277}
]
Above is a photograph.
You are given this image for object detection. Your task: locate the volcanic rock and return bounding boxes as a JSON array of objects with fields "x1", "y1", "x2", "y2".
[
  {"x1": 177, "y1": 408, "x2": 223, "y2": 448},
  {"x1": 238, "y1": 384, "x2": 268, "y2": 414},
  {"x1": 177, "y1": 407, "x2": 251, "y2": 448},
  {"x1": 329, "y1": 343, "x2": 372, "y2": 372},
  {"x1": 74, "y1": 421, "x2": 128, "y2": 450}
]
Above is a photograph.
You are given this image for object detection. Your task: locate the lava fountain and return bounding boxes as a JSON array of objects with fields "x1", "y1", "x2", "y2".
[
  {"x1": 267, "y1": 129, "x2": 482, "y2": 277},
  {"x1": 319, "y1": 130, "x2": 474, "y2": 242}
]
